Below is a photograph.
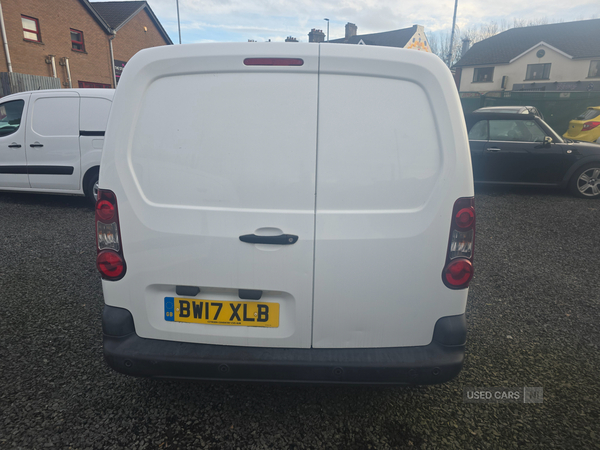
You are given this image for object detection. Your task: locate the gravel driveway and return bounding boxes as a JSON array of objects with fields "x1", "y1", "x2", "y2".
[{"x1": 1, "y1": 187, "x2": 599, "y2": 449}]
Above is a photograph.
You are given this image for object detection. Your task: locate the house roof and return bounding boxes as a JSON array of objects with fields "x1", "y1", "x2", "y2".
[
  {"x1": 78, "y1": 0, "x2": 112, "y2": 33},
  {"x1": 456, "y1": 19, "x2": 600, "y2": 67},
  {"x1": 90, "y1": 1, "x2": 146, "y2": 29},
  {"x1": 90, "y1": 1, "x2": 173, "y2": 44},
  {"x1": 330, "y1": 25, "x2": 418, "y2": 48}
]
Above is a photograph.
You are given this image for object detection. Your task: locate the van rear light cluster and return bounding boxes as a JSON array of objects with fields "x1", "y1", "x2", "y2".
[
  {"x1": 582, "y1": 121, "x2": 600, "y2": 131},
  {"x1": 442, "y1": 198, "x2": 475, "y2": 289},
  {"x1": 96, "y1": 189, "x2": 126, "y2": 281}
]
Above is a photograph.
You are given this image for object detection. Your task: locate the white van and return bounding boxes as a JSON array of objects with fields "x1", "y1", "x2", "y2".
[
  {"x1": 98, "y1": 43, "x2": 475, "y2": 384},
  {"x1": 0, "y1": 88, "x2": 114, "y2": 203}
]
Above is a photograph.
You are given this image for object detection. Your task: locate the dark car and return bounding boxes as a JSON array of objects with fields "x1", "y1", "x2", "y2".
[{"x1": 466, "y1": 112, "x2": 600, "y2": 198}]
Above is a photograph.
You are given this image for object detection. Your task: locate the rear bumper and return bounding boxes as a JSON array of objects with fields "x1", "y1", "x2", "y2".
[{"x1": 102, "y1": 305, "x2": 467, "y2": 385}]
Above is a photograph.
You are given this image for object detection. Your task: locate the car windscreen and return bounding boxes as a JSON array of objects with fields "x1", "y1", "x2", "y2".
[
  {"x1": 537, "y1": 117, "x2": 564, "y2": 143},
  {"x1": 576, "y1": 109, "x2": 600, "y2": 120}
]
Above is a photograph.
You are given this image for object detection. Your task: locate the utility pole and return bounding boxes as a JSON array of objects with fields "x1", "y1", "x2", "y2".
[
  {"x1": 176, "y1": 0, "x2": 181, "y2": 44},
  {"x1": 324, "y1": 18, "x2": 329, "y2": 42},
  {"x1": 447, "y1": 0, "x2": 458, "y2": 67}
]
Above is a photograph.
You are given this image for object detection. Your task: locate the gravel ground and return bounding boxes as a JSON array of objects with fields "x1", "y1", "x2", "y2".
[{"x1": 0, "y1": 187, "x2": 599, "y2": 450}]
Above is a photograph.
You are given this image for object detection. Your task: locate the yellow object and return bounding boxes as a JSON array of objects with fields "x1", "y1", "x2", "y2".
[
  {"x1": 563, "y1": 106, "x2": 600, "y2": 142},
  {"x1": 172, "y1": 298, "x2": 280, "y2": 328}
]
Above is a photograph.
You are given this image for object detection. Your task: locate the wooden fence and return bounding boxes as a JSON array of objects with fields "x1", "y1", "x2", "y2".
[{"x1": 0, "y1": 72, "x2": 61, "y2": 97}]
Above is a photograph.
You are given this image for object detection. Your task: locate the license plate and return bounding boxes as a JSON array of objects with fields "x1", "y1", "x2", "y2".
[{"x1": 164, "y1": 297, "x2": 279, "y2": 328}]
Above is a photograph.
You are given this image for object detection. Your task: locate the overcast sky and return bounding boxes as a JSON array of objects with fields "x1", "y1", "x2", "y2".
[{"x1": 98, "y1": 0, "x2": 599, "y2": 44}]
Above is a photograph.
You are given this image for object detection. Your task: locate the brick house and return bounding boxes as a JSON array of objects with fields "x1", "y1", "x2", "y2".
[
  {"x1": 90, "y1": 1, "x2": 171, "y2": 84},
  {"x1": 0, "y1": 0, "x2": 171, "y2": 94}
]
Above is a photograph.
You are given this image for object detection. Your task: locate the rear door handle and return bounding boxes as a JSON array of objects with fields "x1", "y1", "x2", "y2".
[
  {"x1": 30, "y1": 142, "x2": 43, "y2": 148},
  {"x1": 486, "y1": 147, "x2": 501, "y2": 152},
  {"x1": 239, "y1": 234, "x2": 298, "y2": 245},
  {"x1": 8, "y1": 143, "x2": 21, "y2": 148}
]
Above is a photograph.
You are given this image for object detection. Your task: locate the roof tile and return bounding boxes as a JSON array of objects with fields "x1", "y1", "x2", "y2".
[
  {"x1": 330, "y1": 26, "x2": 418, "y2": 48},
  {"x1": 90, "y1": 1, "x2": 146, "y2": 29}
]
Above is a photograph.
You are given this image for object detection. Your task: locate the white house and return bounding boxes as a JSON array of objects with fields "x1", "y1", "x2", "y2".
[
  {"x1": 455, "y1": 19, "x2": 600, "y2": 93},
  {"x1": 309, "y1": 23, "x2": 431, "y2": 53}
]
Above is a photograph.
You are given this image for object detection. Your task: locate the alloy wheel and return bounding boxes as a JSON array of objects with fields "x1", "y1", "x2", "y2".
[{"x1": 577, "y1": 168, "x2": 600, "y2": 197}]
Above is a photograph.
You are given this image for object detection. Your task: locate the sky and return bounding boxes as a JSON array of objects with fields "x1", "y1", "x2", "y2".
[{"x1": 95, "y1": 0, "x2": 599, "y2": 44}]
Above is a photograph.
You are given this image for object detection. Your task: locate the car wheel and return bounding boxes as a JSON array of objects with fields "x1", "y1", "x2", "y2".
[
  {"x1": 84, "y1": 171, "x2": 99, "y2": 205},
  {"x1": 569, "y1": 164, "x2": 600, "y2": 199}
]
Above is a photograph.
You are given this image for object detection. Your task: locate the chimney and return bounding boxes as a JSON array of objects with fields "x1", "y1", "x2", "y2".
[
  {"x1": 285, "y1": 36, "x2": 298, "y2": 42},
  {"x1": 461, "y1": 38, "x2": 471, "y2": 56},
  {"x1": 345, "y1": 23, "x2": 357, "y2": 40},
  {"x1": 308, "y1": 28, "x2": 325, "y2": 43}
]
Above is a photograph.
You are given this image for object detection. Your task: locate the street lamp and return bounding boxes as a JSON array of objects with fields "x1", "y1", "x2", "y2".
[
  {"x1": 324, "y1": 18, "x2": 329, "y2": 42},
  {"x1": 447, "y1": 0, "x2": 458, "y2": 66},
  {"x1": 176, "y1": 0, "x2": 182, "y2": 44}
]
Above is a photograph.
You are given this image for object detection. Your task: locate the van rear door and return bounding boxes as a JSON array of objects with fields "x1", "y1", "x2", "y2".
[
  {"x1": 104, "y1": 44, "x2": 320, "y2": 348},
  {"x1": 312, "y1": 46, "x2": 472, "y2": 348}
]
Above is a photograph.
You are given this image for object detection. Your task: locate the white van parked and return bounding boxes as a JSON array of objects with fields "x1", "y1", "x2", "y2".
[
  {"x1": 98, "y1": 43, "x2": 475, "y2": 384},
  {"x1": 0, "y1": 88, "x2": 114, "y2": 203}
]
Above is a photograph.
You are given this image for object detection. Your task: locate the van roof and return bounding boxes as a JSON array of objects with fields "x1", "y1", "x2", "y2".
[{"x1": 1, "y1": 88, "x2": 115, "y2": 101}]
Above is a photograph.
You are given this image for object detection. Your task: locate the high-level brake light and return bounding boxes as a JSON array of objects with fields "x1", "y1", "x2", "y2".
[
  {"x1": 243, "y1": 58, "x2": 304, "y2": 66},
  {"x1": 442, "y1": 197, "x2": 475, "y2": 289},
  {"x1": 95, "y1": 189, "x2": 126, "y2": 281}
]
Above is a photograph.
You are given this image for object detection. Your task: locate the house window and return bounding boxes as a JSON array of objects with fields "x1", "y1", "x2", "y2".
[
  {"x1": 526, "y1": 63, "x2": 551, "y2": 80},
  {"x1": 78, "y1": 81, "x2": 112, "y2": 88},
  {"x1": 22, "y1": 15, "x2": 41, "y2": 42},
  {"x1": 473, "y1": 67, "x2": 494, "y2": 83},
  {"x1": 71, "y1": 29, "x2": 85, "y2": 52},
  {"x1": 589, "y1": 61, "x2": 600, "y2": 78}
]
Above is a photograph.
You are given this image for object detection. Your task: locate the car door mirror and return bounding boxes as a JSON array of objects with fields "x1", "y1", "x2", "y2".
[{"x1": 543, "y1": 136, "x2": 553, "y2": 145}]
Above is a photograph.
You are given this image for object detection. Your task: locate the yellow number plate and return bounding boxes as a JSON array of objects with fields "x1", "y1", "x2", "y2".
[{"x1": 164, "y1": 297, "x2": 279, "y2": 328}]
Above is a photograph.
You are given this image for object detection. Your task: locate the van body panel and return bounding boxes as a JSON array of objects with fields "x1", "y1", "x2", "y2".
[
  {"x1": 101, "y1": 43, "x2": 320, "y2": 348},
  {"x1": 0, "y1": 93, "x2": 31, "y2": 188},
  {"x1": 99, "y1": 43, "x2": 474, "y2": 382},
  {"x1": 80, "y1": 96, "x2": 112, "y2": 132},
  {"x1": 312, "y1": 45, "x2": 472, "y2": 348},
  {"x1": 25, "y1": 92, "x2": 81, "y2": 190},
  {"x1": 0, "y1": 89, "x2": 113, "y2": 197}
]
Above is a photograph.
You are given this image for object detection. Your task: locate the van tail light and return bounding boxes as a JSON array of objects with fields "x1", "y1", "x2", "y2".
[
  {"x1": 582, "y1": 122, "x2": 600, "y2": 131},
  {"x1": 96, "y1": 189, "x2": 126, "y2": 281},
  {"x1": 442, "y1": 197, "x2": 475, "y2": 289}
]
